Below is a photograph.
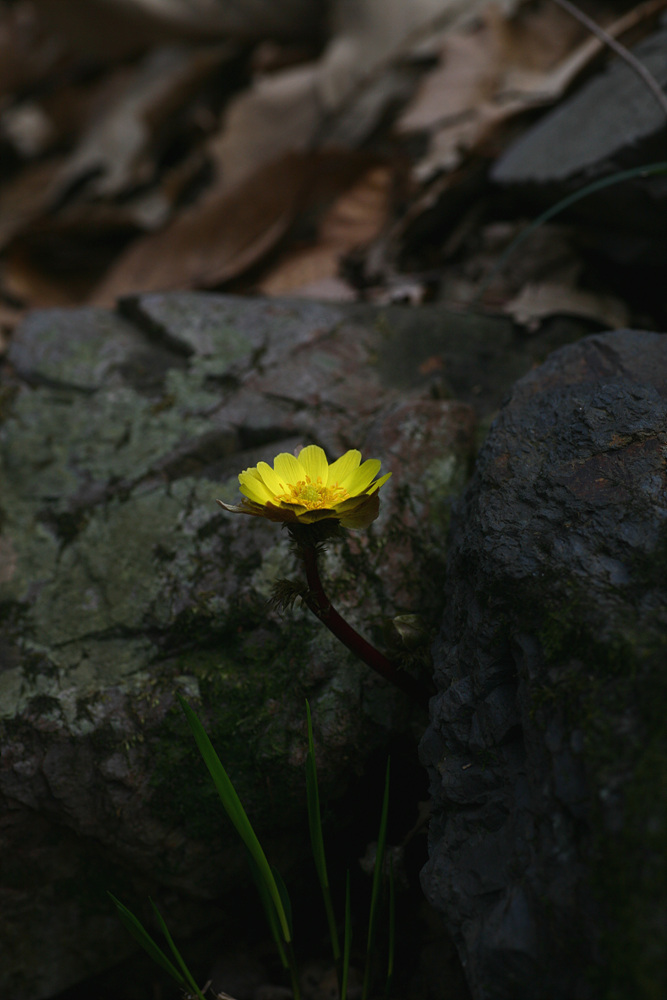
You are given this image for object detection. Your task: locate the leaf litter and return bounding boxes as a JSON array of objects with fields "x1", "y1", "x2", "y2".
[{"x1": 0, "y1": 0, "x2": 665, "y2": 351}]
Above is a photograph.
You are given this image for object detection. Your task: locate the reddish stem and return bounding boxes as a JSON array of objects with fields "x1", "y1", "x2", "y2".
[{"x1": 301, "y1": 544, "x2": 432, "y2": 710}]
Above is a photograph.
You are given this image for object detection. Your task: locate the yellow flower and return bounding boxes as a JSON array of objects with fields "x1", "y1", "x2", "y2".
[{"x1": 217, "y1": 445, "x2": 391, "y2": 529}]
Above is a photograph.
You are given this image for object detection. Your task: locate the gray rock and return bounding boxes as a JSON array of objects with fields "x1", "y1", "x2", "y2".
[
  {"x1": 421, "y1": 329, "x2": 667, "y2": 999},
  {"x1": 0, "y1": 292, "x2": 473, "y2": 1000},
  {"x1": 0, "y1": 291, "x2": 592, "y2": 998}
]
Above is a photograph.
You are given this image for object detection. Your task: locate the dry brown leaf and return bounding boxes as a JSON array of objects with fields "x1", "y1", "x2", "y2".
[
  {"x1": 258, "y1": 246, "x2": 359, "y2": 300},
  {"x1": 49, "y1": 44, "x2": 230, "y2": 203},
  {"x1": 6, "y1": 63, "x2": 144, "y2": 161},
  {"x1": 0, "y1": 159, "x2": 64, "y2": 252},
  {"x1": 0, "y1": 1, "x2": 66, "y2": 100},
  {"x1": 503, "y1": 281, "x2": 630, "y2": 332},
  {"x1": 395, "y1": 0, "x2": 667, "y2": 181},
  {"x1": 211, "y1": 0, "x2": 457, "y2": 182},
  {"x1": 207, "y1": 0, "x2": 505, "y2": 201},
  {"x1": 1, "y1": 59, "x2": 153, "y2": 167},
  {"x1": 499, "y1": 0, "x2": 667, "y2": 104},
  {"x1": 319, "y1": 0, "x2": 509, "y2": 111},
  {"x1": 396, "y1": 7, "x2": 511, "y2": 134},
  {"x1": 258, "y1": 164, "x2": 393, "y2": 297},
  {"x1": 31, "y1": 0, "x2": 322, "y2": 60},
  {"x1": 396, "y1": 2, "x2": 587, "y2": 178},
  {"x1": 207, "y1": 63, "x2": 323, "y2": 199},
  {"x1": 90, "y1": 152, "x2": 310, "y2": 305},
  {"x1": 1, "y1": 245, "x2": 95, "y2": 308},
  {"x1": 319, "y1": 164, "x2": 393, "y2": 246}
]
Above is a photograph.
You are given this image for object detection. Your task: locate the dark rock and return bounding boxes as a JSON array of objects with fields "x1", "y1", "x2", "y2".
[
  {"x1": 421, "y1": 330, "x2": 667, "y2": 999},
  {"x1": 0, "y1": 291, "x2": 593, "y2": 998},
  {"x1": 0, "y1": 292, "x2": 470, "y2": 1000},
  {"x1": 491, "y1": 23, "x2": 667, "y2": 259}
]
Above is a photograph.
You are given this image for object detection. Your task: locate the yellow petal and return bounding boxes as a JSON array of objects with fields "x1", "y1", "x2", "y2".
[
  {"x1": 367, "y1": 471, "x2": 392, "y2": 494},
  {"x1": 327, "y1": 449, "x2": 361, "y2": 487},
  {"x1": 256, "y1": 461, "x2": 284, "y2": 497},
  {"x1": 277, "y1": 501, "x2": 308, "y2": 515},
  {"x1": 298, "y1": 444, "x2": 329, "y2": 484},
  {"x1": 341, "y1": 459, "x2": 381, "y2": 496},
  {"x1": 297, "y1": 507, "x2": 336, "y2": 523},
  {"x1": 239, "y1": 470, "x2": 273, "y2": 504},
  {"x1": 338, "y1": 492, "x2": 380, "y2": 528},
  {"x1": 273, "y1": 452, "x2": 305, "y2": 485}
]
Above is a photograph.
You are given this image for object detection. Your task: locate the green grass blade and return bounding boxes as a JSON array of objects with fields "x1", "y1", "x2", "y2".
[
  {"x1": 150, "y1": 900, "x2": 207, "y2": 1000},
  {"x1": 362, "y1": 758, "x2": 391, "y2": 1000},
  {"x1": 107, "y1": 893, "x2": 185, "y2": 986},
  {"x1": 284, "y1": 939, "x2": 302, "y2": 1000},
  {"x1": 478, "y1": 160, "x2": 667, "y2": 297},
  {"x1": 246, "y1": 851, "x2": 289, "y2": 968},
  {"x1": 177, "y1": 695, "x2": 291, "y2": 943},
  {"x1": 271, "y1": 865, "x2": 294, "y2": 940},
  {"x1": 305, "y1": 700, "x2": 341, "y2": 963},
  {"x1": 341, "y1": 871, "x2": 352, "y2": 1000}
]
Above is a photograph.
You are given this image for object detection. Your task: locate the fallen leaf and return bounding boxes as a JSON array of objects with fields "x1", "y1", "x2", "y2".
[
  {"x1": 396, "y1": 1, "x2": 587, "y2": 179},
  {"x1": 1, "y1": 199, "x2": 167, "y2": 310},
  {"x1": 498, "y1": 0, "x2": 667, "y2": 105},
  {"x1": 394, "y1": 0, "x2": 667, "y2": 181},
  {"x1": 257, "y1": 244, "x2": 351, "y2": 298},
  {"x1": 207, "y1": 62, "x2": 323, "y2": 198},
  {"x1": 0, "y1": 0, "x2": 65, "y2": 100},
  {"x1": 90, "y1": 152, "x2": 310, "y2": 304},
  {"x1": 258, "y1": 164, "x2": 393, "y2": 297},
  {"x1": 320, "y1": 165, "x2": 394, "y2": 247},
  {"x1": 2, "y1": 244, "x2": 95, "y2": 307},
  {"x1": 31, "y1": 0, "x2": 322, "y2": 60},
  {"x1": 0, "y1": 158, "x2": 64, "y2": 251},
  {"x1": 503, "y1": 281, "x2": 630, "y2": 332},
  {"x1": 207, "y1": 0, "x2": 499, "y2": 200},
  {"x1": 319, "y1": 0, "x2": 500, "y2": 113},
  {"x1": 50, "y1": 44, "x2": 231, "y2": 203}
]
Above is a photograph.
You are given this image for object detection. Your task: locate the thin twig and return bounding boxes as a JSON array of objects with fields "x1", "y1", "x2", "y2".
[{"x1": 550, "y1": 0, "x2": 667, "y2": 119}]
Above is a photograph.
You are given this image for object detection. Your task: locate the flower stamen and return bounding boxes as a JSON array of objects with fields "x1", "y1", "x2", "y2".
[{"x1": 276, "y1": 476, "x2": 350, "y2": 510}]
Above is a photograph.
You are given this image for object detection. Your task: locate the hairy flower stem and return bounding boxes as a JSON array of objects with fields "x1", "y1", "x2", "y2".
[{"x1": 300, "y1": 544, "x2": 432, "y2": 710}]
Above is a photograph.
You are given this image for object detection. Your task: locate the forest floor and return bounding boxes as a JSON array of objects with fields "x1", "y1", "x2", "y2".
[{"x1": 1, "y1": 1, "x2": 665, "y2": 998}]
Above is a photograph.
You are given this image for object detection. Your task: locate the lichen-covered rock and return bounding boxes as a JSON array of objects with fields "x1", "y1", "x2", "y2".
[
  {"x1": 0, "y1": 292, "x2": 484, "y2": 999},
  {"x1": 421, "y1": 330, "x2": 667, "y2": 1000}
]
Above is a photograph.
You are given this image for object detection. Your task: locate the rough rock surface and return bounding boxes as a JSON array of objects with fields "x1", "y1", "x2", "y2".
[
  {"x1": 491, "y1": 23, "x2": 667, "y2": 253},
  {"x1": 421, "y1": 330, "x2": 667, "y2": 1000},
  {"x1": 0, "y1": 291, "x2": 586, "y2": 999}
]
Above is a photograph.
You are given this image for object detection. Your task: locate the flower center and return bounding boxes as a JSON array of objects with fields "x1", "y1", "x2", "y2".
[{"x1": 276, "y1": 476, "x2": 350, "y2": 510}]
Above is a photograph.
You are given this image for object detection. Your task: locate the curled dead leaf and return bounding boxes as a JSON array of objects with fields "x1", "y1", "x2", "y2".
[{"x1": 90, "y1": 152, "x2": 310, "y2": 304}]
